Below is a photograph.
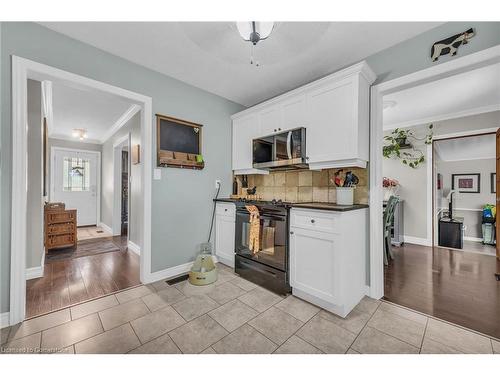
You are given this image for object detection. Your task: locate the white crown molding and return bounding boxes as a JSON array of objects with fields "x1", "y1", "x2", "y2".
[
  {"x1": 49, "y1": 133, "x2": 102, "y2": 145},
  {"x1": 384, "y1": 104, "x2": 500, "y2": 131},
  {"x1": 101, "y1": 104, "x2": 141, "y2": 144}
]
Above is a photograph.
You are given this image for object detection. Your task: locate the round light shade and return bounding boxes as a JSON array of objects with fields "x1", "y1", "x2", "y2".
[{"x1": 236, "y1": 22, "x2": 274, "y2": 43}]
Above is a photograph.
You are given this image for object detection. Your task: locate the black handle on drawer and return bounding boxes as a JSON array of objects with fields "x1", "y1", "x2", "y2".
[{"x1": 310, "y1": 219, "x2": 315, "y2": 223}]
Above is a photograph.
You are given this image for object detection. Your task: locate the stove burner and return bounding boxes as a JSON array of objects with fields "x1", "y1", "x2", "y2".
[{"x1": 271, "y1": 199, "x2": 283, "y2": 205}]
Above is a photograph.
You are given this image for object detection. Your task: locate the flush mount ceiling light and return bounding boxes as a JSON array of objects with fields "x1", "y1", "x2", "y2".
[
  {"x1": 236, "y1": 22, "x2": 275, "y2": 45},
  {"x1": 72, "y1": 128, "x2": 88, "y2": 140}
]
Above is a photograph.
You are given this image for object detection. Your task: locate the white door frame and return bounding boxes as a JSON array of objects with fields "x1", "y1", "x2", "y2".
[
  {"x1": 369, "y1": 44, "x2": 500, "y2": 299},
  {"x1": 112, "y1": 133, "x2": 131, "y2": 237},
  {"x1": 10, "y1": 56, "x2": 153, "y2": 325},
  {"x1": 49, "y1": 146, "x2": 102, "y2": 227}
]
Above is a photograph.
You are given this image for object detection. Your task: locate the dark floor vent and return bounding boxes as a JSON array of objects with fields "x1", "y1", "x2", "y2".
[{"x1": 166, "y1": 274, "x2": 189, "y2": 285}]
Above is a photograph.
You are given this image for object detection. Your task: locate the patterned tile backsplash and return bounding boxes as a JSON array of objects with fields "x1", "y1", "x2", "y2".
[{"x1": 243, "y1": 168, "x2": 368, "y2": 204}]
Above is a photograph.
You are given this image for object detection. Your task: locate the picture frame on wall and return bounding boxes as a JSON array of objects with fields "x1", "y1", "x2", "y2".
[
  {"x1": 451, "y1": 173, "x2": 480, "y2": 193},
  {"x1": 491, "y1": 172, "x2": 496, "y2": 194}
]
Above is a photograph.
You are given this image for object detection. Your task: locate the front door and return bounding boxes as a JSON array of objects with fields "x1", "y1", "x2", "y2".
[{"x1": 52, "y1": 148, "x2": 99, "y2": 226}]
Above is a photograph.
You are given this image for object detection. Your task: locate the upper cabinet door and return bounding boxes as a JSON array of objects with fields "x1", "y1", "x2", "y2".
[
  {"x1": 281, "y1": 95, "x2": 306, "y2": 131},
  {"x1": 306, "y1": 78, "x2": 356, "y2": 163},
  {"x1": 232, "y1": 114, "x2": 260, "y2": 171},
  {"x1": 259, "y1": 106, "x2": 282, "y2": 136}
]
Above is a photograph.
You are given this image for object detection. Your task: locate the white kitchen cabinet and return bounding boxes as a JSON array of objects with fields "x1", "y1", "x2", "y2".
[
  {"x1": 232, "y1": 114, "x2": 268, "y2": 175},
  {"x1": 259, "y1": 106, "x2": 281, "y2": 136},
  {"x1": 306, "y1": 71, "x2": 372, "y2": 170},
  {"x1": 230, "y1": 61, "x2": 375, "y2": 172},
  {"x1": 214, "y1": 202, "x2": 236, "y2": 267},
  {"x1": 289, "y1": 207, "x2": 368, "y2": 318}
]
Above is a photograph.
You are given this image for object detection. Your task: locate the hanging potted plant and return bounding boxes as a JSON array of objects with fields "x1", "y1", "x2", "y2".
[{"x1": 383, "y1": 124, "x2": 433, "y2": 168}]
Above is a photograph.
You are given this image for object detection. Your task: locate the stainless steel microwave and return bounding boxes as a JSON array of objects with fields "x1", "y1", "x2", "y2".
[{"x1": 252, "y1": 127, "x2": 307, "y2": 170}]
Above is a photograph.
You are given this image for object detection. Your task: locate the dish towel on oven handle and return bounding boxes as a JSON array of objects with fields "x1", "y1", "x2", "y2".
[{"x1": 245, "y1": 205, "x2": 260, "y2": 254}]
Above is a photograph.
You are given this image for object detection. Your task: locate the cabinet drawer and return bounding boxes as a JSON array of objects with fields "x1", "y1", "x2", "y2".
[
  {"x1": 47, "y1": 223, "x2": 75, "y2": 235},
  {"x1": 47, "y1": 234, "x2": 75, "y2": 248},
  {"x1": 46, "y1": 211, "x2": 76, "y2": 224},
  {"x1": 291, "y1": 209, "x2": 339, "y2": 233},
  {"x1": 216, "y1": 203, "x2": 235, "y2": 218}
]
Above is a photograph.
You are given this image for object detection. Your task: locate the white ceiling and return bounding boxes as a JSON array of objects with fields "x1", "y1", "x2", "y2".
[
  {"x1": 50, "y1": 81, "x2": 136, "y2": 143},
  {"x1": 434, "y1": 134, "x2": 495, "y2": 162},
  {"x1": 39, "y1": 22, "x2": 443, "y2": 106},
  {"x1": 383, "y1": 62, "x2": 500, "y2": 130}
]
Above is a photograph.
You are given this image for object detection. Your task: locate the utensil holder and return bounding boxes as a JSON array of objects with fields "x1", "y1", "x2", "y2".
[{"x1": 336, "y1": 187, "x2": 354, "y2": 205}]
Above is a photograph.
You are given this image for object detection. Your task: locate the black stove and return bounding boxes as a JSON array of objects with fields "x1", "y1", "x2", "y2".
[{"x1": 233, "y1": 198, "x2": 291, "y2": 295}]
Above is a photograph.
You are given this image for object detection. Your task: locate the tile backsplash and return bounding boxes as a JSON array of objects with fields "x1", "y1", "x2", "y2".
[{"x1": 243, "y1": 168, "x2": 368, "y2": 204}]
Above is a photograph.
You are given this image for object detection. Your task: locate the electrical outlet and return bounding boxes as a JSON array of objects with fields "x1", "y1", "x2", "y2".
[{"x1": 215, "y1": 179, "x2": 221, "y2": 189}]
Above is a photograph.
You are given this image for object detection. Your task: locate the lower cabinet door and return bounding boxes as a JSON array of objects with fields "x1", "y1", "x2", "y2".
[
  {"x1": 290, "y1": 227, "x2": 338, "y2": 303},
  {"x1": 215, "y1": 214, "x2": 235, "y2": 266}
]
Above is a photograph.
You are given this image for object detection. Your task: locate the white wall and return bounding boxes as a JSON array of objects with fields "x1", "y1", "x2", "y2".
[
  {"x1": 101, "y1": 112, "x2": 141, "y2": 247},
  {"x1": 382, "y1": 110, "x2": 500, "y2": 242},
  {"x1": 26, "y1": 79, "x2": 43, "y2": 269},
  {"x1": 436, "y1": 158, "x2": 495, "y2": 238}
]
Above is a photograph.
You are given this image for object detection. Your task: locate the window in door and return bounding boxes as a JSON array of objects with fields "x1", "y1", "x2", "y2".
[{"x1": 62, "y1": 157, "x2": 90, "y2": 192}]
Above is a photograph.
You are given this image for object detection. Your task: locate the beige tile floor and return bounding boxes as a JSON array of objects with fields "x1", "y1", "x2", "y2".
[
  {"x1": 2, "y1": 262, "x2": 500, "y2": 354},
  {"x1": 77, "y1": 226, "x2": 113, "y2": 241}
]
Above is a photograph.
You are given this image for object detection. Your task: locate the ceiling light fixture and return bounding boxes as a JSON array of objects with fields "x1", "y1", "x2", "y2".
[
  {"x1": 72, "y1": 128, "x2": 88, "y2": 140},
  {"x1": 236, "y1": 22, "x2": 274, "y2": 45},
  {"x1": 236, "y1": 22, "x2": 275, "y2": 67}
]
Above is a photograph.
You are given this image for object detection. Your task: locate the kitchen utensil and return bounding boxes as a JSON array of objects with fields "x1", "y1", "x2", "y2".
[{"x1": 247, "y1": 186, "x2": 257, "y2": 195}]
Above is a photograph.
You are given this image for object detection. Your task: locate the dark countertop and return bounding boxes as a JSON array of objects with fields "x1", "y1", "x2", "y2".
[{"x1": 214, "y1": 198, "x2": 368, "y2": 212}]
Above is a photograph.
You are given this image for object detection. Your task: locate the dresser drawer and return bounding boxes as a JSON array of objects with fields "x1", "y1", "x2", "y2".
[
  {"x1": 47, "y1": 222, "x2": 75, "y2": 235},
  {"x1": 290, "y1": 209, "x2": 339, "y2": 233},
  {"x1": 47, "y1": 233, "x2": 75, "y2": 248},
  {"x1": 216, "y1": 203, "x2": 235, "y2": 218},
  {"x1": 46, "y1": 210, "x2": 76, "y2": 224}
]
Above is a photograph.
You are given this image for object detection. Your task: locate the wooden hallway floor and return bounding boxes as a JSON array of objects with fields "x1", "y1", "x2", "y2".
[
  {"x1": 384, "y1": 243, "x2": 500, "y2": 340},
  {"x1": 26, "y1": 236, "x2": 140, "y2": 318}
]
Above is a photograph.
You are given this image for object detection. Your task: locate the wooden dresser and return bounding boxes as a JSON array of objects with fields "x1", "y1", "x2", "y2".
[{"x1": 44, "y1": 202, "x2": 77, "y2": 252}]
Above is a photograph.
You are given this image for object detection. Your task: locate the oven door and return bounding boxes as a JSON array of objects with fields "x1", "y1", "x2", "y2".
[{"x1": 235, "y1": 208, "x2": 287, "y2": 271}]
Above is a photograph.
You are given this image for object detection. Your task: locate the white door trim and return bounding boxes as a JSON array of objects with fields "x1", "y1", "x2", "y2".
[
  {"x1": 50, "y1": 146, "x2": 101, "y2": 227},
  {"x1": 112, "y1": 133, "x2": 131, "y2": 237},
  {"x1": 369, "y1": 44, "x2": 500, "y2": 300},
  {"x1": 10, "y1": 56, "x2": 153, "y2": 325}
]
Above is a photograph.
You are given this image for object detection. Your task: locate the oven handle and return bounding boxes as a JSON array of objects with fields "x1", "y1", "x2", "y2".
[
  {"x1": 236, "y1": 212, "x2": 286, "y2": 221},
  {"x1": 238, "y1": 258, "x2": 279, "y2": 279}
]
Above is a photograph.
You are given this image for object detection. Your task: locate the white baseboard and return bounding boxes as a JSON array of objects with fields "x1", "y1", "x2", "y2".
[
  {"x1": 26, "y1": 252, "x2": 45, "y2": 280},
  {"x1": 404, "y1": 235, "x2": 432, "y2": 247},
  {"x1": 464, "y1": 236, "x2": 483, "y2": 243},
  {"x1": 1, "y1": 312, "x2": 10, "y2": 328},
  {"x1": 145, "y1": 256, "x2": 218, "y2": 284},
  {"x1": 97, "y1": 222, "x2": 112, "y2": 234},
  {"x1": 128, "y1": 241, "x2": 141, "y2": 256}
]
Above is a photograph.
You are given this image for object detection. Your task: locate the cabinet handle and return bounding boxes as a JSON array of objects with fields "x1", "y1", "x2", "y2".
[
  {"x1": 290, "y1": 231, "x2": 294, "y2": 235},
  {"x1": 224, "y1": 209, "x2": 228, "y2": 212},
  {"x1": 310, "y1": 219, "x2": 315, "y2": 224},
  {"x1": 278, "y1": 128, "x2": 282, "y2": 131},
  {"x1": 305, "y1": 156, "x2": 309, "y2": 160},
  {"x1": 274, "y1": 129, "x2": 277, "y2": 132}
]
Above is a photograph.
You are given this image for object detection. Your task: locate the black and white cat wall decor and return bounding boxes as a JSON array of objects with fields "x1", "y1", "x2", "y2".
[{"x1": 431, "y1": 28, "x2": 475, "y2": 62}]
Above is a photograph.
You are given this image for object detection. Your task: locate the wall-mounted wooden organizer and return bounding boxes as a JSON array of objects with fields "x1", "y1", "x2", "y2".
[{"x1": 156, "y1": 114, "x2": 204, "y2": 169}]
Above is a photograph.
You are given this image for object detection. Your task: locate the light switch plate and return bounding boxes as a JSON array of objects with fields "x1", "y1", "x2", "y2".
[{"x1": 153, "y1": 168, "x2": 162, "y2": 180}]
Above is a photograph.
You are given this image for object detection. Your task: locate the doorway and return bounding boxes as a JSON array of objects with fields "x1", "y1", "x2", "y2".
[
  {"x1": 51, "y1": 147, "x2": 100, "y2": 226},
  {"x1": 10, "y1": 56, "x2": 153, "y2": 325}
]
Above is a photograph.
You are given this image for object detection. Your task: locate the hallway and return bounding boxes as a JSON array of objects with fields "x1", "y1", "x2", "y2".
[{"x1": 26, "y1": 236, "x2": 140, "y2": 318}]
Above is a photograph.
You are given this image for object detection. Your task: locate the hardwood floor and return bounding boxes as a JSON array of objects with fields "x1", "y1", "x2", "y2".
[
  {"x1": 26, "y1": 236, "x2": 140, "y2": 318},
  {"x1": 384, "y1": 243, "x2": 500, "y2": 339}
]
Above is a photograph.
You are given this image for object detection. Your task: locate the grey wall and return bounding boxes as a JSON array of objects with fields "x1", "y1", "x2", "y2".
[
  {"x1": 365, "y1": 22, "x2": 500, "y2": 84},
  {"x1": 436, "y1": 158, "x2": 496, "y2": 238},
  {"x1": 26, "y1": 79, "x2": 43, "y2": 269},
  {"x1": 0, "y1": 22, "x2": 244, "y2": 313},
  {"x1": 101, "y1": 112, "x2": 142, "y2": 247},
  {"x1": 383, "y1": 111, "x2": 500, "y2": 240}
]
